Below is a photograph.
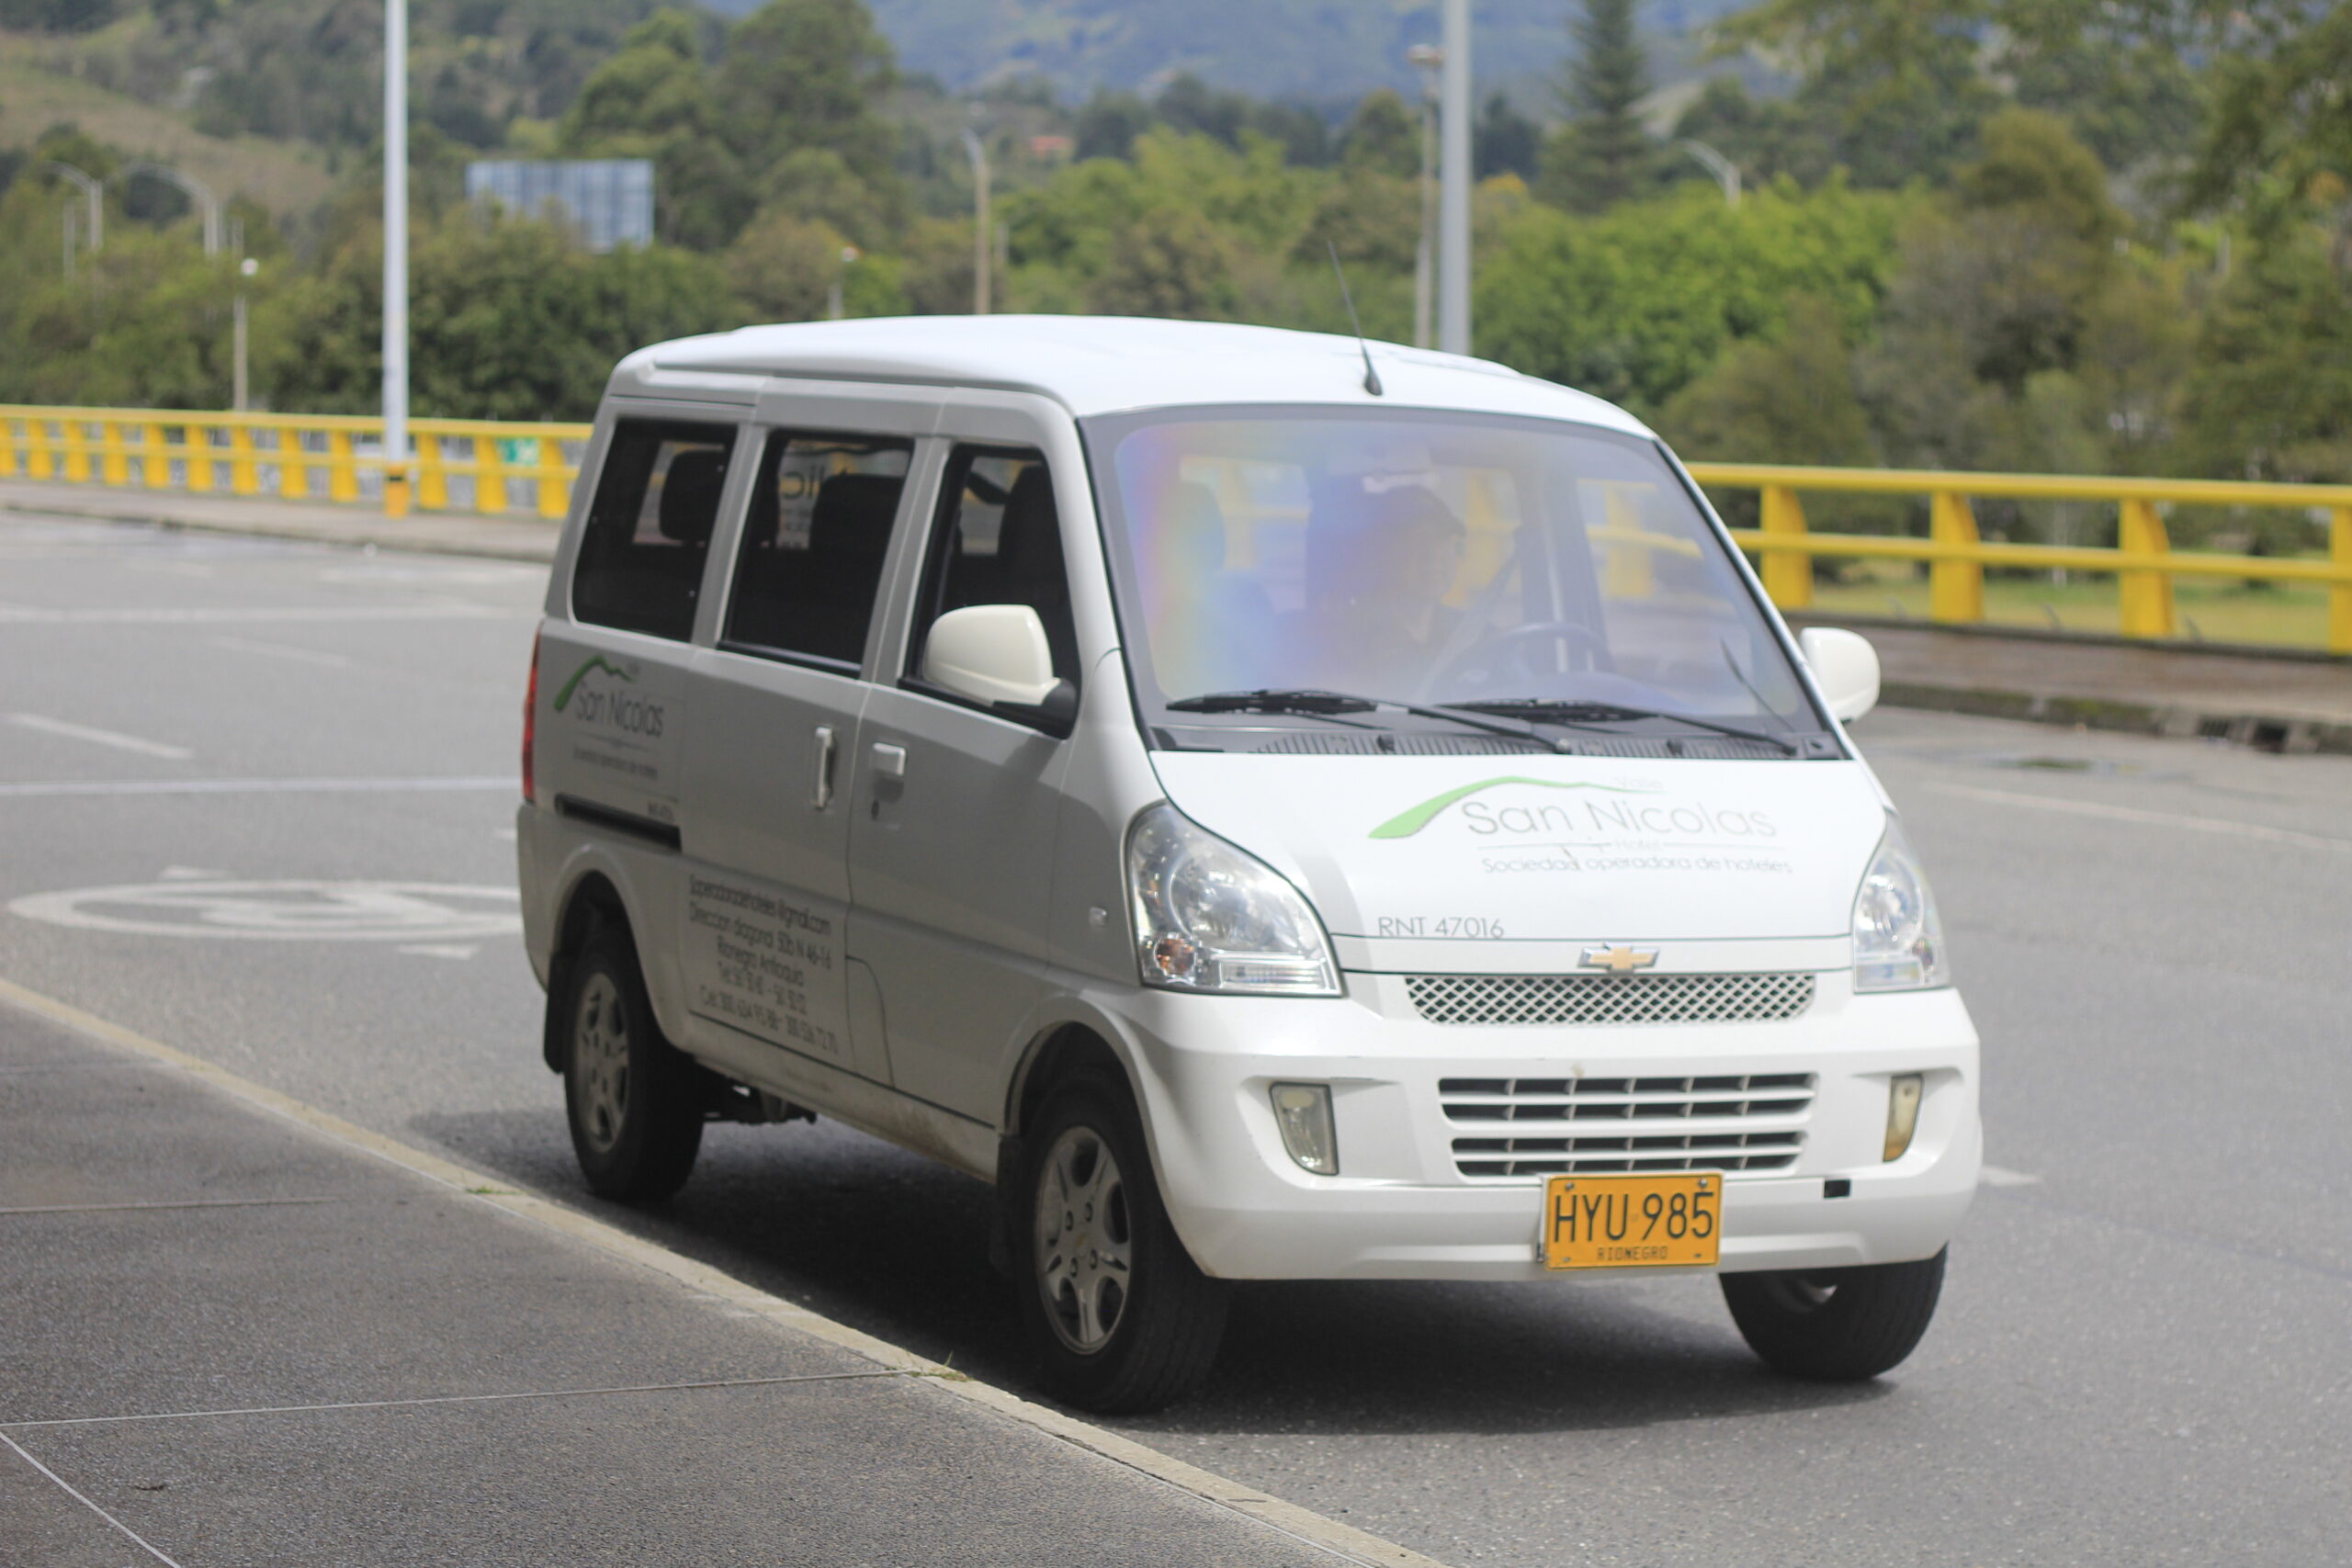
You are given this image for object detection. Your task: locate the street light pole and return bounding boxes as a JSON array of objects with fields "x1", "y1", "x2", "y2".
[
  {"x1": 234, "y1": 257, "x2": 258, "y2": 412},
  {"x1": 1437, "y1": 0, "x2": 1473, "y2": 356},
  {"x1": 383, "y1": 0, "x2": 411, "y2": 518},
  {"x1": 1679, "y1": 141, "x2": 1742, "y2": 208},
  {"x1": 958, "y1": 130, "x2": 991, "y2": 315},
  {"x1": 1408, "y1": 45, "x2": 1442, "y2": 350},
  {"x1": 46, "y1": 162, "x2": 104, "y2": 258}
]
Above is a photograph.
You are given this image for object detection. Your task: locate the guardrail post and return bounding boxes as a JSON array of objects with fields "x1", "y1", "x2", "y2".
[
  {"x1": 417, "y1": 431, "x2": 448, "y2": 512},
  {"x1": 533, "y1": 436, "x2": 567, "y2": 519},
  {"x1": 101, "y1": 421, "x2": 130, "y2": 486},
  {"x1": 26, "y1": 418, "x2": 55, "y2": 479},
  {"x1": 2117, "y1": 499, "x2": 2177, "y2": 638},
  {"x1": 1758, "y1": 484, "x2": 1812, "y2": 608},
  {"x1": 229, "y1": 423, "x2": 259, "y2": 495},
  {"x1": 61, "y1": 417, "x2": 92, "y2": 482},
  {"x1": 2331, "y1": 506, "x2": 2352, "y2": 656},
  {"x1": 1928, "y1": 491, "x2": 1984, "y2": 624},
  {"x1": 327, "y1": 430, "x2": 359, "y2": 502},
  {"x1": 186, "y1": 423, "x2": 216, "y2": 493},
  {"x1": 475, "y1": 434, "x2": 509, "y2": 515},
  {"x1": 277, "y1": 425, "x2": 307, "y2": 499},
  {"x1": 0, "y1": 417, "x2": 17, "y2": 479},
  {"x1": 141, "y1": 423, "x2": 171, "y2": 489}
]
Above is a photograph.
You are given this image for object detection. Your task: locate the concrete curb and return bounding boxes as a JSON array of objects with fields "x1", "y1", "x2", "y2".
[
  {"x1": 0, "y1": 976, "x2": 1448, "y2": 1568},
  {"x1": 1877, "y1": 682, "x2": 2352, "y2": 756},
  {"x1": 0, "y1": 492, "x2": 558, "y2": 564}
]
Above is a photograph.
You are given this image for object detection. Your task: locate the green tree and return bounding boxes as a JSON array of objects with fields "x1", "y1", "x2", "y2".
[
  {"x1": 1087, "y1": 205, "x2": 1239, "y2": 320},
  {"x1": 1477, "y1": 177, "x2": 1910, "y2": 412},
  {"x1": 1339, "y1": 89, "x2": 1420, "y2": 180},
  {"x1": 725, "y1": 207, "x2": 852, "y2": 321},
  {"x1": 560, "y1": 10, "x2": 752, "y2": 250},
  {"x1": 716, "y1": 0, "x2": 899, "y2": 193},
  {"x1": 2179, "y1": 227, "x2": 2352, "y2": 484},
  {"x1": 1540, "y1": 0, "x2": 1659, "y2": 213}
]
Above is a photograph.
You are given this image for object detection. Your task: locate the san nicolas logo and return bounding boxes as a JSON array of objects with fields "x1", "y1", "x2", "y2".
[
  {"x1": 1368, "y1": 776, "x2": 1778, "y2": 842},
  {"x1": 552, "y1": 654, "x2": 666, "y2": 739}
]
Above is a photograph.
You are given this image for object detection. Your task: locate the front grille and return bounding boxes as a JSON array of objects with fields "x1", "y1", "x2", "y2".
[
  {"x1": 1407, "y1": 972, "x2": 1815, "y2": 1027},
  {"x1": 1440, "y1": 1073, "x2": 1814, "y2": 1179}
]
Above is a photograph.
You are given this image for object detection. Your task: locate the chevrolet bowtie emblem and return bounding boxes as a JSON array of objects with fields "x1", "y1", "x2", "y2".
[{"x1": 1579, "y1": 944, "x2": 1660, "y2": 975}]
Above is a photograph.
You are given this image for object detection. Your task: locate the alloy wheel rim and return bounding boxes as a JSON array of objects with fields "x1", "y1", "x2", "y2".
[
  {"x1": 1033, "y1": 1124, "x2": 1134, "y2": 1355},
  {"x1": 572, "y1": 972, "x2": 630, "y2": 1155}
]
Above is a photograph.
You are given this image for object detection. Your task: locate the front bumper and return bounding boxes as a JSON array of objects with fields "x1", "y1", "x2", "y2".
[{"x1": 1091, "y1": 974, "x2": 1981, "y2": 1280}]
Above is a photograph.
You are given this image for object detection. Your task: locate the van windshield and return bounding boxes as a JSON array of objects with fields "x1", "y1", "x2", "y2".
[{"x1": 1086, "y1": 406, "x2": 1822, "y2": 752}]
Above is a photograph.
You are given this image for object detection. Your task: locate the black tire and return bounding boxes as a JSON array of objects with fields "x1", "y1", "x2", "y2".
[
  {"x1": 558, "y1": 926, "x2": 703, "y2": 1202},
  {"x1": 1721, "y1": 1247, "x2": 1948, "y2": 1381},
  {"x1": 1012, "y1": 1068, "x2": 1228, "y2": 1414}
]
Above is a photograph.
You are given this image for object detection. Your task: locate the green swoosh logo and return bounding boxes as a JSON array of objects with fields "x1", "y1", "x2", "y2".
[
  {"x1": 1367, "y1": 776, "x2": 1664, "y2": 840},
  {"x1": 552, "y1": 655, "x2": 634, "y2": 713}
]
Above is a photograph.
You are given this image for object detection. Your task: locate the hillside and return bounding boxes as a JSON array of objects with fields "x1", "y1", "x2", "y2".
[{"x1": 715, "y1": 0, "x2": 1751, "y2": 102}]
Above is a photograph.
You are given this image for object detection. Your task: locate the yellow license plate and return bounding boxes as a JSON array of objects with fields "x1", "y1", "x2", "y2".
[{"x1": 1542, "y1": 1173, "x2": 1722, "y2": 1269}]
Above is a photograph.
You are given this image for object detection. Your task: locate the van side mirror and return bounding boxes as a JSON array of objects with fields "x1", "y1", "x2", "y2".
[
  {"x1": 922, "y1": 604, "x2": 1077, "y2": 734},
  {"x1": 1798, "y1": 626, "x2": 1881, "y2": 724}
]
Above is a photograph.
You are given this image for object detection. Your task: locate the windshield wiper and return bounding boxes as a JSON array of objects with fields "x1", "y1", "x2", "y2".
[
  {"x1": 1452, "y1": 698, "x2": 1801, "y2": 756},
  {"x1": 1168, "y1": 689, "x2": 1567, "y2": 750}
]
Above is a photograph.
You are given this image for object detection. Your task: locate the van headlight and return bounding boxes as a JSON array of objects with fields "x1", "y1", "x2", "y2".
[
  {"x1": 1852, "y1": 815, "x2": 1951, "y2": 992},
  {"x1": 1126, "y1": 803, "x2": 1340, "y2": 996}
]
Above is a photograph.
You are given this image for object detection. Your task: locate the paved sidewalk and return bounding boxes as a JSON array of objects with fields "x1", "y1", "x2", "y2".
[
  {"x1": 6, "y1": 479, "x2": 2347, "y2": 750},
  {"x1": 0, "y1": 995, "x2": 1391, "y2": 1568}
]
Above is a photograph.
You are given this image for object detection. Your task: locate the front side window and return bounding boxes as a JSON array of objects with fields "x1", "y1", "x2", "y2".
[
  {"x1": 907, "y1": 446, "x2": 1079, "y2": 685},
  {"x1": 1087, "y1": 407, "x2": 1821, "y2": 752},
  {"x1": 722, "y1": 432, "x2": 912, "y2": 671},
  {"x1": 571, "y1": 420, "x2": 736, "y2": 641}
]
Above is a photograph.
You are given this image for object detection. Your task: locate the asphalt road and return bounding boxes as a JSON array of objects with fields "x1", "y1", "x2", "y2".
[{"x1": 3, "y1": 511, "x2": 2347, "y2": 1566}]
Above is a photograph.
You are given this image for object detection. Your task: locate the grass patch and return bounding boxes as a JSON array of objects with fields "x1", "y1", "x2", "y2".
[{"x1": 1802, "y1": 561, "x2": 2336, "y2": 649}]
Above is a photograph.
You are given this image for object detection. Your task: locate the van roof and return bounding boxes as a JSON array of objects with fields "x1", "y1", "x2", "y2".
[{"x1": 623, "y1": 315, "x2": 1651, "y2": 437}]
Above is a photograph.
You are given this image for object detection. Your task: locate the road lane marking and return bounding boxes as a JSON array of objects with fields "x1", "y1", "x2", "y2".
[
  {"x1": 0, "y1": 1371, "x2": 913, "y2": 1431},
  {"x1": 0, "y1": 976, "x2": 1448, "y2": 1568},
  {"x1": 0, "y1": 1432, "x2": 187, "y2": 1568},
  {"x1": 0, "y1": 1196, "x2": 365, "y2": 1216},
  {"x1": 209, "y1": 635, "x2": 354, "y2": 668},
  {"x1": 1980, "y1": 1166, "x2": 2042, "y2": 1187},
  {"x1": 0, "y1": 776, "x2": 511, "y2": 798},
  {"x1": 1928, "y1": 783, "x2": 2352, "y2": 855},
  {"x1": 398, "y1": 943, "x2": 480, "y2": 960},
  {"x1": 6, "y1": 714, "x2": 192, "y2": 760},
  {"x1": 10, "y1": 881, "x2": 520, "y2": 942}
]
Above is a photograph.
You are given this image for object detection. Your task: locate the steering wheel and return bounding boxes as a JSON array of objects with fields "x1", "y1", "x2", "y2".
[{"x1": 1427, "y1": 619, "x2": 1611, "y2": 696}]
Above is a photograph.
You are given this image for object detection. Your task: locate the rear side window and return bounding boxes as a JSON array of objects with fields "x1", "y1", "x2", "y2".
[
  {"x1": 908, "y1": 446, "x2": 1078, "y2": 683},
  {"x1": 721, "y1": 432, "x2": 912, "y2": 671},
  {"x1": 571, "y1": 420, "x2": 737, "y2": 641}
]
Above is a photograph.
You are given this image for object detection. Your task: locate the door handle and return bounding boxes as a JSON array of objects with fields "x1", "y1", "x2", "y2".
[
  {"x1": 870, "y1": 742, "x2": 907, "y2": 778},
  {"x1": 811, "y1": 726, "x2": 836, "y2": 809}
]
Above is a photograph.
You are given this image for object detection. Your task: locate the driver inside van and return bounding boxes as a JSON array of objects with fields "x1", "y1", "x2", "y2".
[{"x1": 1304, "y1": 483, "x2": 1467, "y2": 694}]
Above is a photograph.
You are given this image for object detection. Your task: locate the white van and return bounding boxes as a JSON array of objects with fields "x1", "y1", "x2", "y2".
[{"x1": 517, "y1": 316, "x2": 1979, "y2": 1412}]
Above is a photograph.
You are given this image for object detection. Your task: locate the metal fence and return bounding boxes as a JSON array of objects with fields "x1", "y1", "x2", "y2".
[{"x1": 5, "y1": 405, "x2": 2349, "y2": 653}]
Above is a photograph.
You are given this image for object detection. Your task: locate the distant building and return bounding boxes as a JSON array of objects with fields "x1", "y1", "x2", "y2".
[{"x1": 464, "y1": 160, "x2": 655, "y2": 253}]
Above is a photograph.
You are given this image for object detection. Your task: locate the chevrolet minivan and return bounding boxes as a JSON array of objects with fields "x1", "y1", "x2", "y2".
[{"x1": 517, "y1": 316, "x2": 1979, "y2": 1412}]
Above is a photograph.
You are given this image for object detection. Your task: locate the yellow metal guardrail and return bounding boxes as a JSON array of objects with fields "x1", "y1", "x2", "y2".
[
  {"x1": 1686, "y1": 463, "x2": 2352, "y2": 654},
  {"x1": 5, "y1": 407, "x2": 2350, "y2": 653},
  {"x1": 0, "y1": 406, "x2": 592, "y2": 521}
]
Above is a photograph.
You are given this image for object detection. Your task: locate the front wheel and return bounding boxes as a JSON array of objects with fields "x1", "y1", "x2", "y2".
[
  {"x1": 560, "y1": 927, "x2": 703, "y2": 1202},
  {"x1": 1012, "y1": 1070, "x2": 1227, "y2": 1414},
  {"x1": 1721, "y1": 1248, "x2": 1947, "y2": 1381}
]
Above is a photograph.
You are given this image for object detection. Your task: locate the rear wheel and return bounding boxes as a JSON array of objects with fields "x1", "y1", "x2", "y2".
[
  {"x1": 560, "y1": 927, "x2": 703, "y2": 1202},
  {"x1": 1721, "y1": 1248, "x2": 1947, "y2": 1380},
  {"x1": 1013, "y1": 1069, "x2": 1227, "y2": 1414}
]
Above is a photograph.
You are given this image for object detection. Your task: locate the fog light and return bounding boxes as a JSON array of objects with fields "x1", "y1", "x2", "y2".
[
  {"x1": 1269, "y1": 1083, "x2": 1339, "y2": 1175},
  {"x1": 1883, "y1": 1074, "x2": 1924, "y2": 1162}
]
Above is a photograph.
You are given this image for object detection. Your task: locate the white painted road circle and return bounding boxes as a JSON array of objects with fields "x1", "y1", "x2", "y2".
[{"x1": 8, "y1": 881, "x2": 521, "y2": 941}]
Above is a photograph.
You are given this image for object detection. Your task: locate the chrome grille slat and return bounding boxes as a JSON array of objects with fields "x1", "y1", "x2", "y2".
[
  {"x1": 1407, "y1": 972, "x2": 1815, "y2": 1027},
  {"x1": 1441, "y1": 1073, "x2": 1815, "y2": 1180}
]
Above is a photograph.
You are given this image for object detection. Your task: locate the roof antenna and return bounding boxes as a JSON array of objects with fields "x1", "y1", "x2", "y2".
[{"x1": 1326, "y1": 240, "x2": 1385, "y2": 397}]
